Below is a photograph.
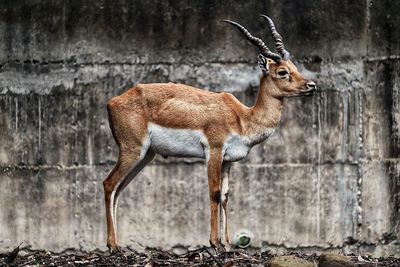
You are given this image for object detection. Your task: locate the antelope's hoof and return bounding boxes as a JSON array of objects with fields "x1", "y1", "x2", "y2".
[
  {"x1": 222, "y1": 243, "x2": 232, "y2": 252},
  {"x1": 216, "y1": 243, "x2": 227, "y2": 254},
  {"x1": 107, "y1": 244, "x2": 121, "y2": 254},
  {"x1": 210, "y1": 240, "x2": 226, "y2": 254}
]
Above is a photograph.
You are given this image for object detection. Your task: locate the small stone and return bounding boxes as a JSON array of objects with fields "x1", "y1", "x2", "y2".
[
  {"x1": 270, "y1": 255, "x2": 314, "y2": 267},
  {"x1": 171, "y1": 246, "x2": 189, "y2": 255},
  {"x1": 319, "y1": 253, "x2": 354, "y2": 267}
]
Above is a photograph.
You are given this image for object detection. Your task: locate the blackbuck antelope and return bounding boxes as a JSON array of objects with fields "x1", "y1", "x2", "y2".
[{"x1": 103, "y1": 16, "x2": 316, "y2": 253}]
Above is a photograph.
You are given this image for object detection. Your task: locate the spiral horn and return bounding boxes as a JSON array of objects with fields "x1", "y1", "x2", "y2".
[
  {"x1": 224, "y1": 19, "x2": 282, "y2": 63},
  {"x1": 260, "y1": 15, "x2": 290, "y2": 60}
]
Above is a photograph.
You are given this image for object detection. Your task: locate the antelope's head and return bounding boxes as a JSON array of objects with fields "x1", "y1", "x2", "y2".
[{"x1": 224, "y1": 16, "x2": 316, "y2": 98}]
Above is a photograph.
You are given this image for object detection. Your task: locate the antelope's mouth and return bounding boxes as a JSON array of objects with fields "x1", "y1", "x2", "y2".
[
  {"x1": 300, "y1": 87, "x2": 317, "y2": 96},
  {"x1": 285, "y1": 87, "x2": 317, "y2": 98}
]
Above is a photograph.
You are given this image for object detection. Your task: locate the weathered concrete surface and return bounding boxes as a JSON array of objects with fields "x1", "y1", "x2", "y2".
[{"x1": 0, "y1": 0, "x2": 399, "y2": 257}]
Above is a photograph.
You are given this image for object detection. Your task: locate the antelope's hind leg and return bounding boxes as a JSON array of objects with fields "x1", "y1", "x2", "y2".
[
  {"x1": 103, "y1": 150, "x2": 140, "y2": 252},
  {"x1": 103, "y1": 148, "x2": 155, "y2": 253},
  {"x1": 104, "y1": 92, "x2": 154, "y2": 252}
]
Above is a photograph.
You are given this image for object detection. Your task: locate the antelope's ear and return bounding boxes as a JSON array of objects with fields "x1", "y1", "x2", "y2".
[{"x1": 258, "y1": 54, "x2": 270, "y2": 76}]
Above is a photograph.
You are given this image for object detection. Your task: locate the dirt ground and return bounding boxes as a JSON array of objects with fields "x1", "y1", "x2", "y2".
[{"x1": 1, "y1": 247, "x2": 400, "y2": 267}]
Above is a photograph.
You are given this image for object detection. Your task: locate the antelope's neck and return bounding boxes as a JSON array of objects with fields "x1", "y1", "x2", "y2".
[
  {"x1": 222, "y1": 81, "x2": 283, "y2": 162},
  {"x1": 243, "y1": 77, "x2": 283, "y2": 144}
]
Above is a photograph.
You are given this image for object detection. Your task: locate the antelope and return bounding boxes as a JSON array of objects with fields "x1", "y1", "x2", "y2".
[{"x1": 103, "y1": 15, "x2": 316, "y2": 253}]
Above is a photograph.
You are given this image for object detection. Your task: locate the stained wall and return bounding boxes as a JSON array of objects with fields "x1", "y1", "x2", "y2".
[{"x1": 0, "y1": 0, "x2": 399, "y2": 256}]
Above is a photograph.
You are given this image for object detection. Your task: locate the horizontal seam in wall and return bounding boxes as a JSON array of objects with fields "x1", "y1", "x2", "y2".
[
  {"x1": 0, "y1": 60, "x2": 254, "y2": 67},
  {"x1": 0, "y1": 56, "x2": 365, "y2": 67},
  {"x1": 365, "y1": 55, "x2": 400, "y2": 62},
  {"x1": 0, "y1": 159, "x2": 397, "y2": 171}
]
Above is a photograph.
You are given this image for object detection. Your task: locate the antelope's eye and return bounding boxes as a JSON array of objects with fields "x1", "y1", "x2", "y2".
[{"x1": 277, "y1": 70, "x2": 289, "y2": 76}]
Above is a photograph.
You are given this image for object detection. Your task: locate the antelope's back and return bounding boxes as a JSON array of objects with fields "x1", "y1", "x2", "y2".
[{"x1": 129, "y1": 83, "x2": 239, "y2": 130}]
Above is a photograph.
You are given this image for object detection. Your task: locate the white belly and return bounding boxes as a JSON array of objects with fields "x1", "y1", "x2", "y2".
[
  {"x1": 148, "y1": 123, "x2": 207, "y2": 158},
  {"x1": 147, "y1": 124, "x2": 275, "y2": 162}
]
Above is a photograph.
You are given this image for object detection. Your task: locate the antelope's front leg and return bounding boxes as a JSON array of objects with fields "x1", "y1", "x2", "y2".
[
  {"x1": 207, "y1": 150, "x2": 225, "y2": 253},
  {"x1": 220, "y1": 162, "x2": 231, "y2": 250}
]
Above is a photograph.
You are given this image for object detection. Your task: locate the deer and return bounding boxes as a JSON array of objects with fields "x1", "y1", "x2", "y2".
[{"x1": 103, "y1": 15, "x2": 317, "y2": 254}]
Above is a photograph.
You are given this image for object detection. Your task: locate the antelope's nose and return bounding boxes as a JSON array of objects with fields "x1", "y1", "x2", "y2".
[{"x1": 306, "y1": 81, "x2": 316, "y2": 90}]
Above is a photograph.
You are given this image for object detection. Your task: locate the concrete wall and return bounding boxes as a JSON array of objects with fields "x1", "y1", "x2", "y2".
[{"x1": 0, "y1": 0, "x2": 399, "y2": 256}]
